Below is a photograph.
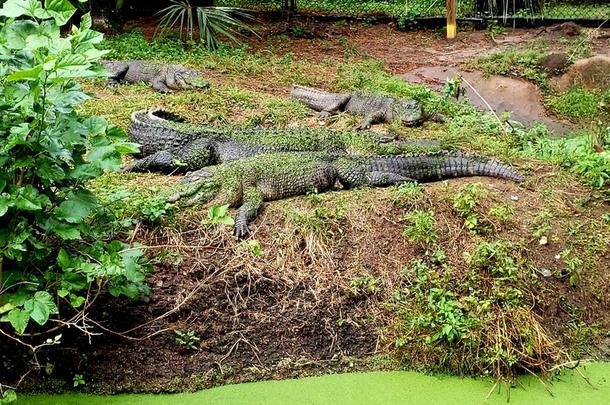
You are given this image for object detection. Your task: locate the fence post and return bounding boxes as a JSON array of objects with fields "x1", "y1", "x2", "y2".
[{"x1": 447, "y1": 0, "x2": 457, "y2": 39}]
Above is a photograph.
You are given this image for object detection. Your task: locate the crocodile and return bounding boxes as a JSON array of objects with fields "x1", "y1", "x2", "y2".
[
  {"x1": 102, "y1": 61, "x2": 210, "y2": 93},
  {"x1": 290, "y1": 85, "x2": 447, "y2": 130},
  {"x1": 169, "y1": 151, "x2": 524, "y2": 238},
  {"x1": 123, "y1": 107, "x2": 445, "y2": 174}
]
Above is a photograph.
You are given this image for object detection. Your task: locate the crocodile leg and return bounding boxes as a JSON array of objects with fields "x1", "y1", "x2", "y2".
[
  {"x1": 122, "y1": 151, "x2": 180, "y2": 173},
  {"x1": 356, "y1": 110, "x2": 386, "y2": 130},
  {"x1": 152, "y1": 77, "x2": 173, "y2": 93},
  {"x1": 233, "y1": 186, "x2": 264, "y2": 239}
]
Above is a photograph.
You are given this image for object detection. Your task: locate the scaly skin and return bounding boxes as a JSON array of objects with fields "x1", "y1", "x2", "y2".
[
  {"x1": 124, "y1": 108, "x2": 445, "y2": 174},
  {"x1": 290, "y1": 85, "x2": 446, "y2": 129},
  {"x1": 102, "y1": 61, "x2": 209, "y2": 93},
  {"x1": 169, "y1": 151, "x2": 524, "y2": 238}
]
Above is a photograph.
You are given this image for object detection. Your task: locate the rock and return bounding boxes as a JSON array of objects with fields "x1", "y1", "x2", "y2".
[
  {"x1": 537, "y1": 52, "x2": 569, "y2": 76},
  {"x1": 553, "y1": 55, "x2": 610, "y2": 92},
  {"x1": 540, "y1": 268, "x2": 553, "y2": 278},
  {"x1": 544, "y1": 22, "x2": 581, "y2": 37}
]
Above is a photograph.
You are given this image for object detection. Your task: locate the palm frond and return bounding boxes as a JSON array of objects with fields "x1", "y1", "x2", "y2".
[{"x1": 155, "y1": 1, "x2": 258, "y2": 49}]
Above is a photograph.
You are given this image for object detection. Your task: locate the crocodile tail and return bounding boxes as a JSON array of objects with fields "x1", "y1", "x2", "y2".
[
  {"x1": 422, "y1": 152, "x2": 525, "y2": 183},
  {"x1": 369, "y1": 152, "x2": 525, "y2": 183}
]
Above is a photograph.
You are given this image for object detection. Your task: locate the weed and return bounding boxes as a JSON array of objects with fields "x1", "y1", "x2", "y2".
[
  {"x1": 175, "y1": 330, "x2": 201, "y2": 352},
  {"x1": 488, "y1": 203, "x2": 515, "y2": 225},
  {"x1": 472, "y1": 45, "x2": 549, "y2": 87},
  {"x1": 203, "y1": 204, "x2": 235, "y2": 227},
  {"x1": 152, "y1": 250, "x2": 184, "y2": 267},
  {"x1": 141, "y1": 196, "x2": 171, "y2": 225},
  {"x1": 523, "y1": 130, "x2": 610, "y2": 188},
  {"x1": 442, "y1": 74, "x2": 465, "y2": 100},
  {"x1": 559, "y1": 249, "x2": 585, "y2": 285},
  {"x1": 347, "y1": 275, "x2": 381, "y2": 297},
  {"x1": 402, "y1": 209, "x2": 438, "y2": 246},
  {"x1": 546, "y1": 88, "x2": 608, "y2": 121},
  {"x1": 390, "y1": 239, "x2": 559, "y2": 380},
  {"x1": 242, "y1": 239, "x2": 263, "y2": 257},
  {"x1": 392, "y1": 183, "x2": 424, "y2": 207},
  {"x1": 73, "y1": 374, "x2": 85, "y2": 388},
  {"x1": 452, "y1": 183, "x2": 489, "y2": 234},
  {"x1": 288, "y1": 199, "x2": 346, "y2": 242}
]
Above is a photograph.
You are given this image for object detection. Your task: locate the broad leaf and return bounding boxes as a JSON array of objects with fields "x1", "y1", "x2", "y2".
[
  {"x1": 6, "y1": 308, "x2": 29, "y2": 335},
  {"x1": 0, "y1": 0, "x2": 44, "y2": 19},
  {"x1": 56, "y1": 189, "x2": 97, "y2": 223},
  {"x1": 44, "y1": 0, "x2": 76, "y2": 25}
]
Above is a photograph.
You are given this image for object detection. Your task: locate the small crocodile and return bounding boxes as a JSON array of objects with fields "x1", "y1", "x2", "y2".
[
  {"x1": 124, "y1": 108, "x2": 445, "y2": 174},
  {"x1": 169, "y1": 151, "x2": 524, "y2": 238},
  {"x1": 291, "y1": 85, "x2": 446, "y2": 130},
  {"x1": 102, "y1": 60, "x2": 209, "y2": 93}
]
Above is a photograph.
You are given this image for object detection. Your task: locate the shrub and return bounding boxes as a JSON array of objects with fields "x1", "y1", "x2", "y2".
[{"x1": 0, "y1": 0, "x2": 149, "y2": 389}]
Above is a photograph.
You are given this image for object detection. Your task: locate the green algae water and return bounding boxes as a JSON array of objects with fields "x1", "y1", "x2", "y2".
[{"x1": 19, "y1": 363, "x2": 610, "y2": 405}]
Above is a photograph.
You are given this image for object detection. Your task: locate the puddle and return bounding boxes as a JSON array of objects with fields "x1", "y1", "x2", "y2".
[{"x1": 400, "y1": 66, "x2": 575, "y2": 136}]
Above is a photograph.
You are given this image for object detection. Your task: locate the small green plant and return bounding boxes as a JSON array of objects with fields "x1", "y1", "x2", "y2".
[
  {"x1": 393, "y1": 183, "x2": 424, "y2": 207},
  {"x1": 488, "y1": 203, "x2": 515, "y2": 225},
  {"x1": 442, "y1": 74, "x2": 465, "y2": 100},
  {"x1": 402, "y1": 209, "x2": 438, "y2": 245},
  {"x1": 559, "y1": 249, "x2": 584, "y2": 285},
  {"x1": 347, "y1": 275, "x2": 380, "y2": 297},
  {"x1": 0, "y1": 389, "x2": 16, "y2": 405},
  {"x1": 203, "y1": 204, "x2": 235, "y2": 226},
  {"x1": 452, "y1": 184, "x2": 488, "y2": 233},
  {"x1": 73, "y1": 374, "x2": 85, "y2": 388},
  {"x1": 290, "y1": 25, "x2": 312, "y2": 38},
  {"x1": 141, "y1": 196, "x2": 171, "y2": 224},
  {"x1": 175, "y1": 330, "x2": 200, "y2": 351},
  {"x1": 243, "y1": 239, "x2": 263, "y2": 256}
]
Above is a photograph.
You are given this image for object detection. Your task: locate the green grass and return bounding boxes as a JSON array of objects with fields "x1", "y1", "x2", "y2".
[
  {"x1": 472, "y1": 45, "x2": 549, "y2": 87},
  {"x1": 546, "y1": 88, "x2": 610, "y2": 121},
  {"x1": 18, "y1": 363, "x2": 610, "y2": 405}
]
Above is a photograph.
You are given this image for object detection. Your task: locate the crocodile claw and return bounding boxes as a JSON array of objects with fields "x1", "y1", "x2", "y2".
[{"x1": 232, "y1": 223, "x2": 251, "y2": 239}]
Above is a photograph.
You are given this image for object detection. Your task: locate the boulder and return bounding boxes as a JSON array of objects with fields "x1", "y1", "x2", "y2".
[
  {"x1": 553, "y1": 55, "x2": 610, "y2": 92},
  {"x1": 537, "y1": 52, "x2": 569, "y2": 76}
]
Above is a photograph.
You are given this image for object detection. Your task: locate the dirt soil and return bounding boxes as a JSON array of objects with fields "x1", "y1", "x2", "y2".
[{"x1": 7, "y1": 20, "x2": 610, "y2": 393}]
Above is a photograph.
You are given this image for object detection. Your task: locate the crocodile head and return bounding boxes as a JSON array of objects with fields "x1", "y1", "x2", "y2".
[
  {"x1": 393, "y1": 100, "x2": 423, "y2": 126},
  {"x1": 172, "y1": 67, "x2": 210, "y2": 90}
]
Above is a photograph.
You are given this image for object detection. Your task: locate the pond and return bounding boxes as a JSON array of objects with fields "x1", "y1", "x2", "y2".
[{"x1": 19, "y1": 362, "x2": 610, "y2": 405}]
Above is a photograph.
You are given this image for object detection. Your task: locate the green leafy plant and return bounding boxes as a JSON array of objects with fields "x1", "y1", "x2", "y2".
[
  {"x1": 403, "y1": 209, "x2": 438, "y2": 246},
  {"x1": 203, "y1": 204, "x2": 235, "y2": 226},
  {"x1": 243, "y1": 239, "x2": 263, "y2": 256},
  {"x1": 442, "y1": 74, "x2": 465, "y2": 101},
  {"x1": 72, "y1": 373, "x2": 85, "y2": 388},
  {"x1": 156, "y1": 1, "x2": 257, "y2": 49},
  {"x1": 0, "y1": 390, "x2": 16, "y2": 405},
  {"x1": 0, "y1": 0, "x2": 149, "y2": 394},
  {"x1": 347, "y1": 275, "x2": 380, "y2": 297},
  {"x1": 393, "y1": 182, "x2": 424, "y2": 207},
  {"x1": 175, "y1": 329, "x2": 200, "y2": 352},
  {"x1": 452, "y1": 183, "x2": 490, "y2": 234}
]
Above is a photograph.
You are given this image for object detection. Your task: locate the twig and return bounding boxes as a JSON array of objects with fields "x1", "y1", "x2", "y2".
[{"x1": 459, "y1": 75, "x2": 507, "y2": 134}]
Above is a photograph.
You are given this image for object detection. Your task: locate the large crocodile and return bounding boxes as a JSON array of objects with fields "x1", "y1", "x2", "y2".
[
  {"x1": 124, "y1": 108, "x2": 445, "y2": 174},
  {"x1": 290, "y1": 85, "x2": 446, "y2": 130},
  {"x1": 102, "y1": 61, "x2": 209, "y2": 93},
  {"x1": 169, "y1": 151, "x2": 524, "y2": 238}
]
